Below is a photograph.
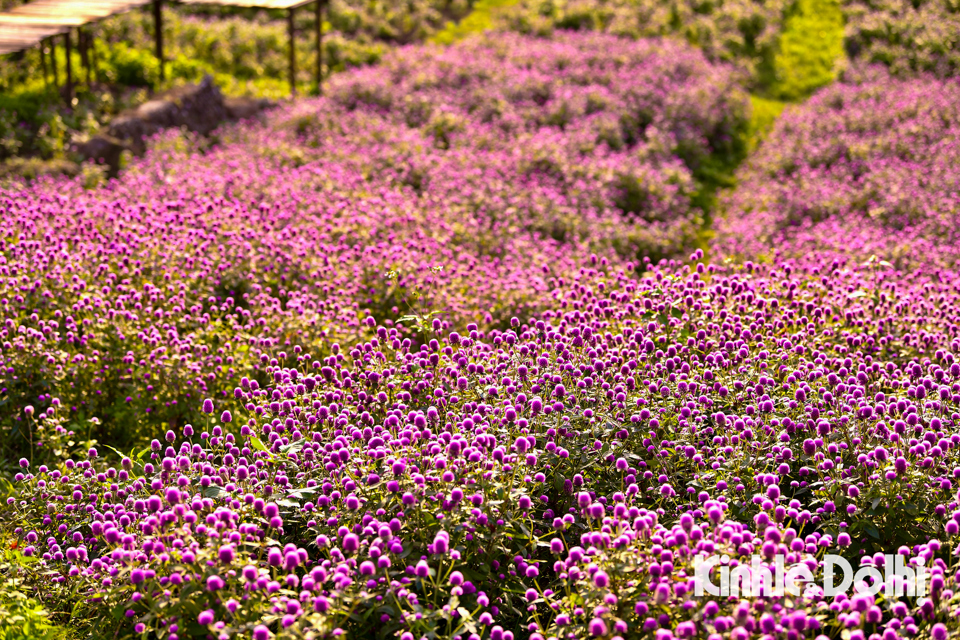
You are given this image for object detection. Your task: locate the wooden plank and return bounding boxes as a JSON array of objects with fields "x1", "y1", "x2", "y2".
[
  {"x1": 0, "y1": 25, "x2": 67, "y2": 52},
  {"x1": 0, "y1": 15, "x2": 88, "y2": 26},
  {"x1": 0, "y1": 23, "x2": 67, "y2": 34}
]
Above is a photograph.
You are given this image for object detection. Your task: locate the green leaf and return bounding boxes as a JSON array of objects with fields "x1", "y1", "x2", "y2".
[
  {"x1": 279, "y1": 438, "x2": 304, "y2": 455},
  {"x1": 250, "y1": 437, "x2": 268, "y2": 452},
  {"x1": 103, "y1": 444, "x2": 128, "y2": 460},
  {"x1": 203, "y1": 485, "x2": 224, "y2": 499},
  {"x1": 287, "y1": 486, "x2": 319, "y2": 499}
]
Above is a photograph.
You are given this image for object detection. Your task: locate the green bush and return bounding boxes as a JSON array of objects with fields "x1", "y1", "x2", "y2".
[
  {"x1": 0, "y1": 548, "x2": 68, "y2": 640},
  {"x1": 99, "y1": 42, "x2": 160, "y2": 88}
]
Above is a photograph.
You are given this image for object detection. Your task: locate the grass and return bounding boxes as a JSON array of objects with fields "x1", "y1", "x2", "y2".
[
  {"x1": 430, "y1": 0, "x2": 519, "y2": 44},
  {"x1": 764, "y1": 0, "x2": 845, "y2": 100},
  {"x1": 746, "y1": 94, "x2": 787, "y2": 151}
]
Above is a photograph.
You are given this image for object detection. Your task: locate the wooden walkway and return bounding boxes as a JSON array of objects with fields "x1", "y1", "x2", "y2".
[
  {"x1": 0, "y1": 0, "x2": 325, "y2": 96},
  {"x1": 0, "y1": 0, "x2": 152, "y2": 54}
]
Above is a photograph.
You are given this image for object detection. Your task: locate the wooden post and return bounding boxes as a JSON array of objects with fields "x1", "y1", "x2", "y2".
[
  {"x1": 50, "y1": 36, "x2": 59, "y2": 88},
  {"x1": 64, "y1": 30, "x2": 73, "y2": 103},
  {"x1": 315, "y1": 0, "x2": 323, "y2": 94},
  {"x1": 288, "y1": 8, "x2": 296, "y2": 96},
  {"x1": 153, "y1": 0, "x2": 164, "y2": 82}
]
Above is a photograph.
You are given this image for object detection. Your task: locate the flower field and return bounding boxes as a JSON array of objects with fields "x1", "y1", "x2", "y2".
[{"x1": 3, "y1": 17, "x2": 960, "y2": 640}]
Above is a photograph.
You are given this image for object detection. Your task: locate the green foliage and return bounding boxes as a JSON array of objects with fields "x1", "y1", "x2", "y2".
[
  {"x1": 97, "y1": 41, "x2": 160, "y2": 88},
  {"x1": 493, "y1": 0, "x2": 792, "y2": 90},
  {"x1": 489, "y1": 0, "x2": 847, "y2": 100},
  {"x1": 0, "y1": 89, "x2": 57, "y2": 130},
  {"x1": 0, "y1": 157, "x2": 80, "y2": 183}
]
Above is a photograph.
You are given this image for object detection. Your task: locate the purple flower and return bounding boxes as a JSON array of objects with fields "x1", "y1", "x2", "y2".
[
  {"x1": 267, "y1": 549, "x2": 282, "y2": 567},
  {"x1": 415, "y1": 560, "x2": 430, "y2": 578},
  {"x1": 588, "y1": 618, "x2": 607, "y2": 637},
  {"x1": 343, "y1": 533, "x2": 359, "y2": 552},
  {"x1": 218, "y1": 545, "x2": 235, "y2": 564}
]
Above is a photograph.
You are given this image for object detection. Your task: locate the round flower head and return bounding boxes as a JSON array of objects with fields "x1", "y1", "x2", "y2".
[
  {"x1": 589, "y1": 619, "x2": 607, "y2": 637},
  {"x1": 218, "y1": 544, "x2": 235, "y2": 564}
]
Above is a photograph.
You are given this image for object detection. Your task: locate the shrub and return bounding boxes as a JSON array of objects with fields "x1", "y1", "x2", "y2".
[{"x1": 0, "y1": 547, "x2": 67, "y2": 640}]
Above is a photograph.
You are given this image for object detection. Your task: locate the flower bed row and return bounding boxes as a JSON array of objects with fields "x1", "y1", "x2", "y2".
[{"x1": 11, "y1": 249, "x2": 960, "y2": 639}]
